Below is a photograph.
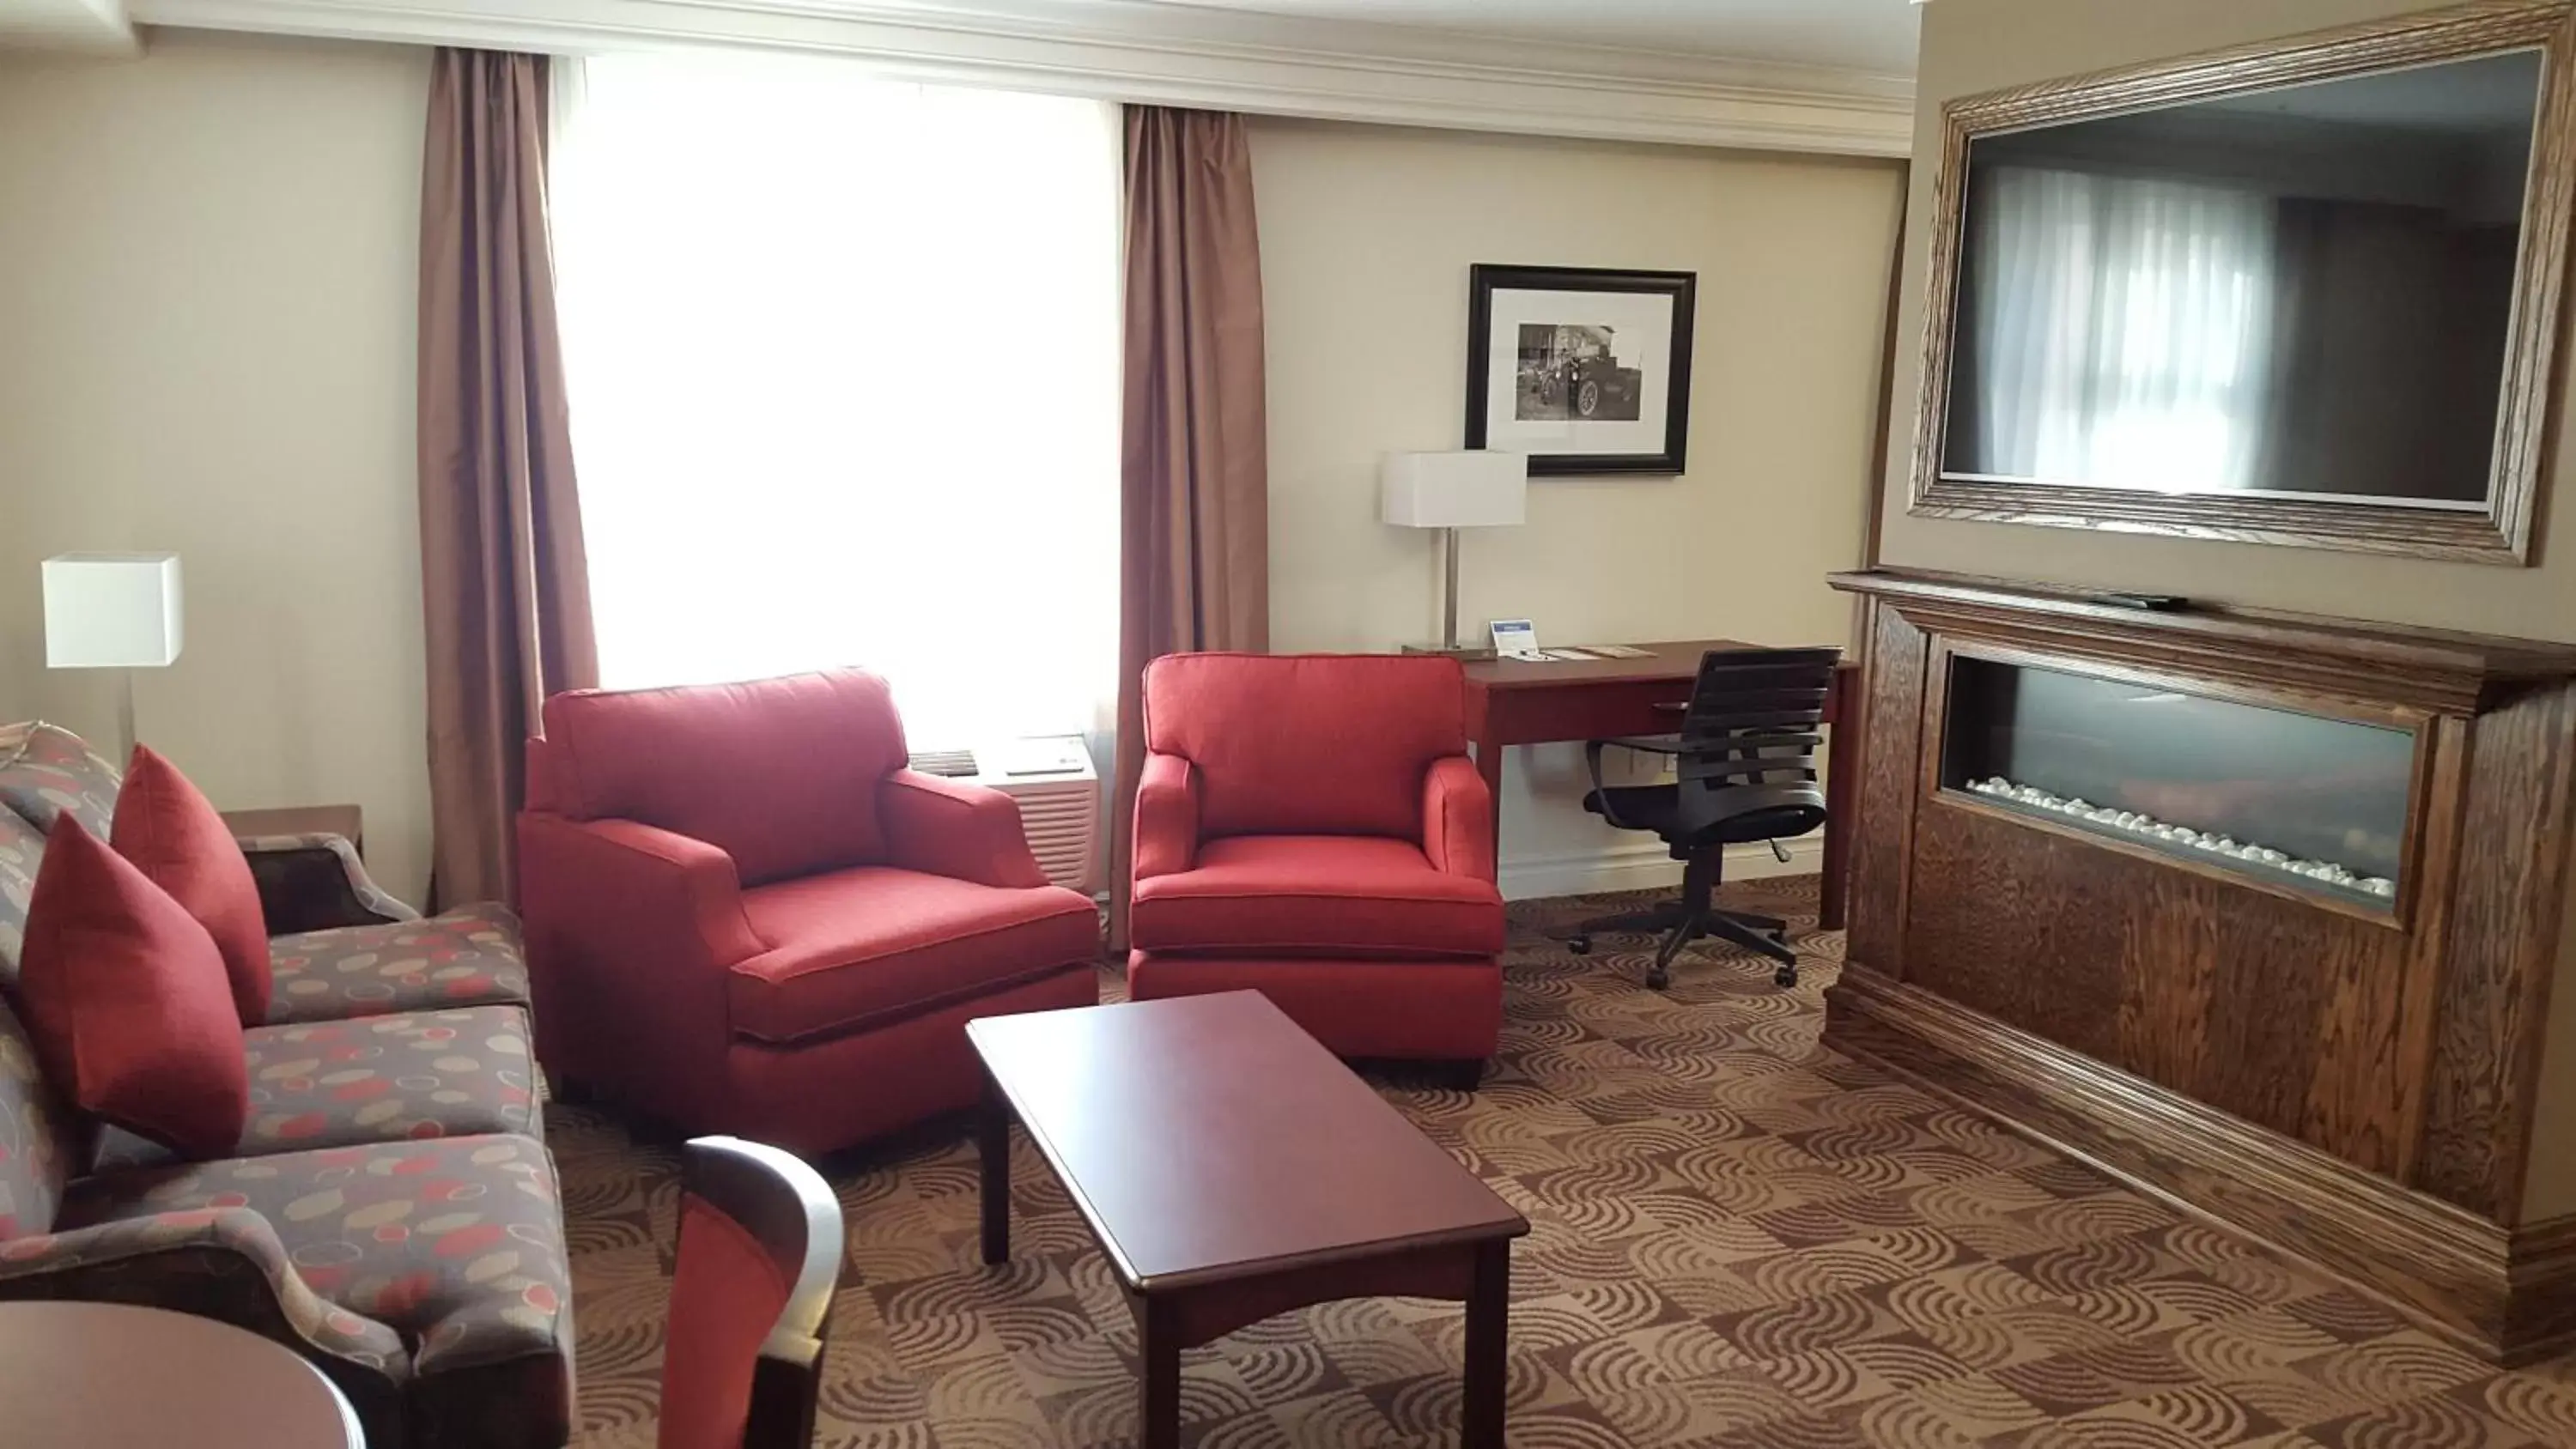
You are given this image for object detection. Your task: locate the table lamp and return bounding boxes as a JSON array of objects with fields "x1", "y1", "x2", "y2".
[
  {"x1": 1381, "y1": 450, "x2": 1528, "y2": 658},
  {"x1": 42, "y1": 552, "x2": 184, "y2": 765}
]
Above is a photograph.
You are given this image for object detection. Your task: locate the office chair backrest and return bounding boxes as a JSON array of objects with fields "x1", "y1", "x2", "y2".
[
  {"x1": 1671, "y1": 647, "x2": 1840, "y2": 839},
  {"x1": 659, "y1": 1136, "x2": 845, "y2": 1449}
]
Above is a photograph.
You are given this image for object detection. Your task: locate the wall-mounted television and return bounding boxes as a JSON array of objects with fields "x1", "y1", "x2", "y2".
[{"x1": 1910, "y1": 8, "x2": 2576, "y2": 563}]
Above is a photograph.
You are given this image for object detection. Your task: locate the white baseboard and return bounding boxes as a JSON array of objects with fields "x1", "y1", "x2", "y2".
[{"x1": 1498, "y1": 836, "x2": 1825, "y2": 902}]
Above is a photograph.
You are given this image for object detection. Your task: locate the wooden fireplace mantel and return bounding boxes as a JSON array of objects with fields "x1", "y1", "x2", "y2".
[
  {"x1": 1832, "y1": 568, "x2": 2576, "y2": 711},
  {"x1": 1824, "y1": 567, "x2": 2576, "y2": 1363}
]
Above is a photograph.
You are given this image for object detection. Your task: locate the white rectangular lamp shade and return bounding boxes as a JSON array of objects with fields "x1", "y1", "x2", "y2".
[
  {"x1": 1381, "y1": 451, "x2": 1528, "y2": 529},
  {"x1": 43, "y1": 553, "x2": 185, "y2": 668}
]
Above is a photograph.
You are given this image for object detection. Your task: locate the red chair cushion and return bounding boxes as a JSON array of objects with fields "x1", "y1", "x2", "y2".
[
  {"x1": 533, "y1": 670, "x2": 910, "y2": 886},
  {"x1": 1143, "y1": 653, "x2": 1467, "y2": 840},
  {"x1": 1127, "y1": 835, "x2": 1504, "y2": 958},
  {"x1": 17, "y1": 819, "x2": 249, "y2": 1160},
  {"x1": 727, "y1": 868, "x2": 1098, "y2": 1045},
  {"x1": 109, "y1": 746, "x2": 272, "y2": 1025},
  {"x1": 657, "y1": 1194, "x2": 789, "y2": 1449}
]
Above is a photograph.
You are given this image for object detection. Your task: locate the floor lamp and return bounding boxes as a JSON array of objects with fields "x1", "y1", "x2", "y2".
[{"x1": 42, "y1": 553, "x2": 185, "y2": 766}]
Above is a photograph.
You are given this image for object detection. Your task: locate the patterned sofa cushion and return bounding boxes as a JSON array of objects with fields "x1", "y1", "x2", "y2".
[
  {"x1": 0, "y1": 722, "x2": 120, "y2": 840},
  {"x1": 0, "y1": 1003, "x2": 75, "y2": 1240},
  {"x1": 93, "y1": 1006, "x2": 541, "y2": 1172},
  {"x1": 266, "y1": 905, "x2": 532, "y2": 1026},
  {"x1": 63, "y1": 1132, "x2": 574, "y2": 1449},
  {"x1": 0, "y1": 806, "x2": 39, "y2": 988}
]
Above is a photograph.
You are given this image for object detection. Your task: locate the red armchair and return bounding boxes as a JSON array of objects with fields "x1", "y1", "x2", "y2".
[
  {"x1": 517, "y1": 669, "x2": 1099, "y2": 1154},
  {"x1": 1127, "y1": 653, "x2": 1506, "y2": 1075}
]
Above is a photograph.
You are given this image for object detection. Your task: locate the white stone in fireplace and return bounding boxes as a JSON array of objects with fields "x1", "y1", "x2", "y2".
[{"x1": 1962, "y1": 776, "x2": 2397, "y2": 900}]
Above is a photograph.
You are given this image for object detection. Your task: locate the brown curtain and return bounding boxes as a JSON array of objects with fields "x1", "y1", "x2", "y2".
[
  {"x1": 1109, "y1": 106, "x2": 1269, "y2": 940},
  {"x1": 417, "y1": 49, "x2": 597, "y2": 910}
]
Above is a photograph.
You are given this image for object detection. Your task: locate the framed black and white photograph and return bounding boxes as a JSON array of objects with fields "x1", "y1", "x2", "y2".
[{"x1": 1466, "y1": 264, "x2": 1696, "y2": 476}]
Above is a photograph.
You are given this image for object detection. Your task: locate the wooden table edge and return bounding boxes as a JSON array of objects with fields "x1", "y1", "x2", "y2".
[
  {"x1": 969, "y1": 1039, "x2": 1149, "y2": 1288},
  {"x1": 1129, "y1": 1214, "x2": 1530, "y2": 1296}
]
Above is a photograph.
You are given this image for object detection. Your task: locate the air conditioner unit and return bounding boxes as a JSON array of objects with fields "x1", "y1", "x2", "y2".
[{"x1": 908, "y1": 736, "x2": 1102, "y2": 894}]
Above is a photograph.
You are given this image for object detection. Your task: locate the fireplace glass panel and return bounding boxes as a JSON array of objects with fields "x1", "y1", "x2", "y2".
[{"x1": 1940, "y1": 657, "x2": 2414, "y2": 906}]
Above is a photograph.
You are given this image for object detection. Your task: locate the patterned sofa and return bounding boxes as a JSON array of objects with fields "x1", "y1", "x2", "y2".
[{"x1": 0, "y1": 722, "x2": 573, "y2": 1449}]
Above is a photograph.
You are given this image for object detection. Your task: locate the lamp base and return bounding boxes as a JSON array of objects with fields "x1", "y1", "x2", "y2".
[{"x1": 1399, "y1": 642, "x2": 1498, "y2": 661}]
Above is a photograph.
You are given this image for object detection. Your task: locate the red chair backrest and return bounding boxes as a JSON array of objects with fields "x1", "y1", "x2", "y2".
[
  {"x1": 658, "y1": 1137, "x2": 841, "y2": 1449},
  {"x1": 1142, "y1": 652, "x2": 1468, "y2": 841},
  {"x1": 527, "y1": 670, "x2": 910, "y2": 886}
]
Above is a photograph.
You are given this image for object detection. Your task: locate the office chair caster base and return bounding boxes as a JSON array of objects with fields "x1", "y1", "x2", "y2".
[
  {"x1": 1645, "y1": 965, "x2": 1672, "y2": 991},
  {"x1": 1774, "y1": 962, "x2": 1800, "y2": 989},
  {"x1": 1566, "y1": 934, "x2": 1592, "y2": 955}
]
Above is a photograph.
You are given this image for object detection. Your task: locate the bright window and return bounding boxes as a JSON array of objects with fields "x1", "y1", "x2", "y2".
[{"x1": 550, "y1": 54, "x2": 1122, "y2": 747}]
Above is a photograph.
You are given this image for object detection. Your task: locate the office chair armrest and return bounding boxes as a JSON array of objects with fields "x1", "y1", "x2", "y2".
[
  {"x1": 1591, "y1": 735, "x2": 1685, "y2": 755},
  {"x1": 1582, "y1": 738, "x2": 1665, "y2": 833}
]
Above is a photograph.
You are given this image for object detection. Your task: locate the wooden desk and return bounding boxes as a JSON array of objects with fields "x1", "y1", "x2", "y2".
[{"x1": 1461, "y1": 640, "x2": 1857, "y2": 931}]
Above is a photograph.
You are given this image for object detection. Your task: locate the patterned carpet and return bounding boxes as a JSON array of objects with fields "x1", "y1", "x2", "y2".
[{"x1": 552, "y1": 879, "x2": 2576, "y2": 1447}]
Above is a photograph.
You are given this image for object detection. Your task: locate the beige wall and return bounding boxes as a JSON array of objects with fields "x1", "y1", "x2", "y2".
[
  {"x1": 0, "y1": 32, "x2": 435, "y2": 902},
  {"x1": 1882, "y1": 0, "x2": 2576, "y2": 640},
  {"x1": 0, "y1": 46, "x2": 1904, "y2": 913},
  {"x1": 1253, "y1": 118, "x2": 1905, "y2": 895},
  {"x1": 1893, "y1": 0, "x2": 2576, "y2": 1221}
]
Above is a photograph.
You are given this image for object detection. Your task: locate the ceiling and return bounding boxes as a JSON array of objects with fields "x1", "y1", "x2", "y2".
[{"x1": 1138, "y1": 0, "x2": 1923, "y2": 77}]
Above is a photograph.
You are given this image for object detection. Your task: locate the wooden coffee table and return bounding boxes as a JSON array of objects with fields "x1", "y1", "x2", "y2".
[{"x1": 968, "y1": 991, "x2": 1528, "y2": 1449}]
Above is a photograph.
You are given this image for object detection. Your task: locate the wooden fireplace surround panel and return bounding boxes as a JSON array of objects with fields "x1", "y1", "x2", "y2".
[{"x1": 1826, "y1": 568, "x2": 2576, "y2": 1363}]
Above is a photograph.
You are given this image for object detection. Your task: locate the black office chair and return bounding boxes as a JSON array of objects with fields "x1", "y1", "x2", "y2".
[{"x1": 1564, "y1": 646, "x2": 1839, "y2": 991}]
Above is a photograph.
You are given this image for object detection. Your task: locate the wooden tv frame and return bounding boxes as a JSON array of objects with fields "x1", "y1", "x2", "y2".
[{"x1": 1827, "y1": 567, "x2": 2576, "y2": 1362}]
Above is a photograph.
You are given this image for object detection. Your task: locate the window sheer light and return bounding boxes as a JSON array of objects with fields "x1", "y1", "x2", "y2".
[
  {"x1": 1969, "y1": 166, "x2": 2275, "y2": 494},
  {"x1": 550, "y1": 54, "x2": 1121, "y2": 747}
]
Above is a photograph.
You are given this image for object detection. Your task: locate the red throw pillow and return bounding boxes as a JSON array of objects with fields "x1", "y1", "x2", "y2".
[
  {"x1": 110, "y1": 746, "x2": 271, "y2": 1025},
  {"x1": 20, "y1": 817, "x2": 249, "y2": 1160}
]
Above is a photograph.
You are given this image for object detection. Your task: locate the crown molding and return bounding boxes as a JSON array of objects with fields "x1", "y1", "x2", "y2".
[
  {"x1": 125, "y1": 0, "x2": 1915, "y2": 155},
  {"x1": 1, "y1": 0, "x2": 141, "y2": 52}
]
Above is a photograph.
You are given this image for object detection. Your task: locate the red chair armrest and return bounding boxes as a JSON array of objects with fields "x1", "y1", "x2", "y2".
[
  {"x1": 1422, "y1": 755, "x2": 1495, "y2": 882},
  {"x1": 878, "y1": 771, "x2": 1048, "y2": 889},
  {"x1": 1133, "y1": 752, "x2": 1200, "y2": 881},
  {"x1": 517, "y1": 814, "x2": 764, "y2": 971}
]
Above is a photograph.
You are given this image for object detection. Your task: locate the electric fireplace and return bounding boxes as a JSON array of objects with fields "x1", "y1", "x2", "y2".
[
  {"x1": 1937, "y1": 655, "x2": 2415, "y2": 908},
  {"x1": 1826, "y1": 567, "x2": 2576, "y2": 1364}
]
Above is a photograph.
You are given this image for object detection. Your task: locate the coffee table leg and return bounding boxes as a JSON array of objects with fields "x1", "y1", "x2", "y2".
[
  {"x1": 1461, "y1": 1240, "x2": 1508, "y2": 1449},
  {"x1": 1140, "y1": 1296, "x2": 1181, "y2": 1449},
  {"x1": 977, "y1": 1067, "x2": 1010, "y2": 1265}
]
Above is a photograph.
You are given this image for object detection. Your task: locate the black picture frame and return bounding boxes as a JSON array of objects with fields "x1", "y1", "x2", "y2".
[{"x1": 1465, "y1": 263, "x2": 1696, "y2": 476}]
